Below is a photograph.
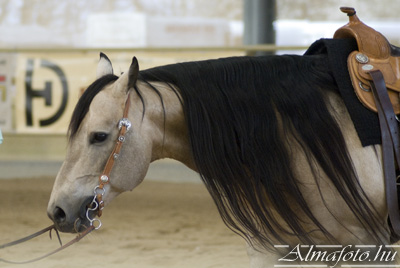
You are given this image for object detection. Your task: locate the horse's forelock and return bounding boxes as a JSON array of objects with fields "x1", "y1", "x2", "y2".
[{"x1": 68, "y1": 74, "x2": 119, "y2": 141}]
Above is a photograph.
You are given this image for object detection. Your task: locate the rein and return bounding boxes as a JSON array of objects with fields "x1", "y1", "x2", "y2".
[
  {"x1": 0, "y1": 92, "x2": 132, "y2": 264},
  {"x1": 0, "y1": 225, "x2": 95, "y2": 264},
  {"x1": 369, "y1": 70, "x2": 400, "y2": 236}
]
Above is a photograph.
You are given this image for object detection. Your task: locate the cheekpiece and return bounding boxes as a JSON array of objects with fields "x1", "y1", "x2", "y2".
[{"x1": 118, "y1": 118, "x2": 132, "y2": 131}]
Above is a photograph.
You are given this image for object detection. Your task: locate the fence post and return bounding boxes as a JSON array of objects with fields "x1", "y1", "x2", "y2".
[{"x1": 243, "y1": 0, "x2": 276, "y2": 56}]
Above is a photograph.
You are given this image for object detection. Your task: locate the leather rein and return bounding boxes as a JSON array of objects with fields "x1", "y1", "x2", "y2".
[
  {"x1": 0, "y1": 225, "x2": 95, "y2": 264},
  {"x1": 369, "y1": 71, "x2": 400, "y2": 237},
  {"x1": 0, "y1": 92, "x2": 132, "y2": 264}
]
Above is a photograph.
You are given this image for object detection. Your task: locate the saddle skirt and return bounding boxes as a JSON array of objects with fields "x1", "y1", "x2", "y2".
[{"x1": 334, "y1": 7, "x2": 400, "y2": 114}]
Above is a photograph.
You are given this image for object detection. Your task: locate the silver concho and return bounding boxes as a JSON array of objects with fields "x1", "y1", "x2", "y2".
[
  {"x1": 118, "y1": 118, "x2": 132, "y2": 131},
  {"x1": 362, "y1": 64, "x2": 374, "y2": 71},
  {"x1": 355, "y1": 53, "x2": 369, "y2": 64},
  {"x1": 100, "y1": 175, "x2": 109, "y2": 183}
]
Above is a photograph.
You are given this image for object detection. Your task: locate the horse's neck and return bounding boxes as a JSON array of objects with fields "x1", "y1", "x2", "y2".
[{"x1": 136, "y1": 81, "x2": 197, "y2": 170}]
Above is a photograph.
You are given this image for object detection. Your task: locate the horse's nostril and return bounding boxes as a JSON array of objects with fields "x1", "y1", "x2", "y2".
[{"x1": 53, "y1": 206, "x2": 66, "y2": 223}]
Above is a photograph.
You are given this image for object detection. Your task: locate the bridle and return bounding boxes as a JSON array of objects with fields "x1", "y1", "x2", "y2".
[
  {"x1": 0, "y1": 92, "x2": 132, "y2": 264},
  {"x1": 86, "y1": 91, "x2": 132, "y2": 229}
]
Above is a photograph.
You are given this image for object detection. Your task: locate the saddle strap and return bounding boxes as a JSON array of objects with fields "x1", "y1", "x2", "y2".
[{"x1": 369, "y1": 70, "x2": 400, "y2": 236}]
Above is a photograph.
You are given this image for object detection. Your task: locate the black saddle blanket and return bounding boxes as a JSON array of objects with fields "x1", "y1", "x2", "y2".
[{"x1": 305, "y1": 38, "x2": 380, "y2": 147}]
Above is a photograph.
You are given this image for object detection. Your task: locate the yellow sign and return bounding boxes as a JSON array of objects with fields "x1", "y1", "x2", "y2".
[{"x1": 15, "y1": 53, "x2": 99, "y2": 133}]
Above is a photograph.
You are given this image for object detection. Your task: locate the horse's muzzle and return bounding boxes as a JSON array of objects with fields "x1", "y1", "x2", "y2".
[{"x1": 48, "y1": 196, "x2": 95, "y2": 233}]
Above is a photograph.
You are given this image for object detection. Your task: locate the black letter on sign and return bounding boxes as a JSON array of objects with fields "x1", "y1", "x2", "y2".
[{"x1": 25, "y1": 59, "x2": 68, "y2": 126}]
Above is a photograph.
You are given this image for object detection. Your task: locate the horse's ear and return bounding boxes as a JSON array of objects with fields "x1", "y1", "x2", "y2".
[
  {"x1": 112, "y1": 56, "x2": 139, "y2": 96},
  {"x1": 96, "y1": 52, "x2": 113, "y2": 79},
  {"x1": 127, "y1": 57, "x2": 139, "y2": 89}
]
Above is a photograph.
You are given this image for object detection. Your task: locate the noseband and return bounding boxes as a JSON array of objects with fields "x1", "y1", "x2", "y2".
[{"x1": 86, "y1": 92, "x2": 132, "y2": 229}]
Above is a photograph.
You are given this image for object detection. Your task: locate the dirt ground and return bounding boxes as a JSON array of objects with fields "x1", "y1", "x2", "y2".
[{"x1": 0, "y1": 177, "x2": 249, "y2": 268}]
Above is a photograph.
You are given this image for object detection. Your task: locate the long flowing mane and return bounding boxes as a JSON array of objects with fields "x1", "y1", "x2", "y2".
[{"x1": 138, "y1": 54, "x2": 386, "y2": 249}]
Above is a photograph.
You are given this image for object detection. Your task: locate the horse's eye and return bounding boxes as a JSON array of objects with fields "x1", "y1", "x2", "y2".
[{"x1": 90, "y1": 132, "x2": 108, "y2": 144}]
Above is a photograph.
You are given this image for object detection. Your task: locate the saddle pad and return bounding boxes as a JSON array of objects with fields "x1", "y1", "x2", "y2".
[{"x1": 305, "y1": 38, "x2": 380, "y2": 147}]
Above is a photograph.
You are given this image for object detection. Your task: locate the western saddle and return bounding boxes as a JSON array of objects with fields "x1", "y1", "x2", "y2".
[{"x1": 334, "y1": 7, "x2": 400, "y2": 239}]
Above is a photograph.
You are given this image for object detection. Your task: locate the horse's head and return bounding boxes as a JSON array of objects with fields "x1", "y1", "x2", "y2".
[{"x1": 47, "y1": 54, "x2": 153, "y2": 233}]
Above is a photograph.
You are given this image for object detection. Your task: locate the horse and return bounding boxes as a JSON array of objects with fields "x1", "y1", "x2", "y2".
[{"x1": 47, "y1": 51, "x2": 391, "y2": 267}]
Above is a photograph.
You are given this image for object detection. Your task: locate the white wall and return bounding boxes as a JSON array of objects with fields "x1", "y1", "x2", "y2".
[{"x1": 0, "y1": 0, "x2": 398, "y2": 48}]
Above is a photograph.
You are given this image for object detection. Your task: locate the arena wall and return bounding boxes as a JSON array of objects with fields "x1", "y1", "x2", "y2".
[{"x1": 0, "y1": 0, "x2": 398, "y2": 179}]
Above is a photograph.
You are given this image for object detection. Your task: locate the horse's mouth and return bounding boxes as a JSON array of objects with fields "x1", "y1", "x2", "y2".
[
  {"x1": 50, "y1": 196, "x2": 98, "y2": 233},
  {"x1": 72, "y1": 218, "x2": 90, "y2": 233}
]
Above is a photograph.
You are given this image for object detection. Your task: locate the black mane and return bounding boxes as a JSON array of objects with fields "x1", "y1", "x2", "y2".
[{"x1": 139, "y1": 55, "x2": 385, "y2": 248}]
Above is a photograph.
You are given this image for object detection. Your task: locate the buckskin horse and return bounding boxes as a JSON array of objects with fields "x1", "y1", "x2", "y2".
[{"x1": 46, "y1": 9, "x2": 400, "y2": 267}]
